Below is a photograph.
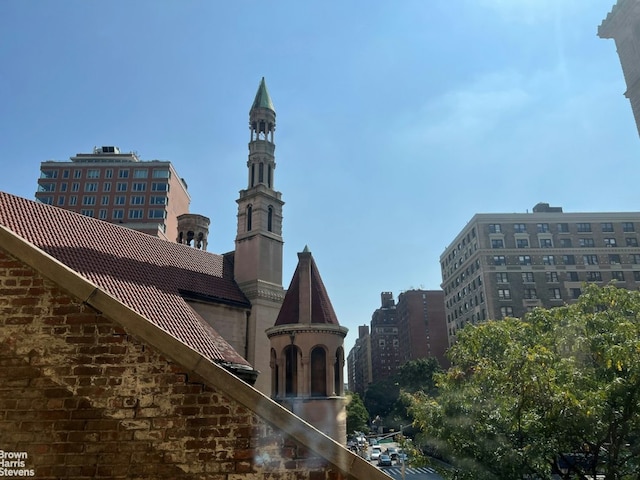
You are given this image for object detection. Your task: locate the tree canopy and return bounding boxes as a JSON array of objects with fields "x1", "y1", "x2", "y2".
[
  {"x1": 346, "y1": 392, "x2": 370, "y2": 435},
  {"x1": 405, "y1": 284, "x2": 640, "y2": 479}
]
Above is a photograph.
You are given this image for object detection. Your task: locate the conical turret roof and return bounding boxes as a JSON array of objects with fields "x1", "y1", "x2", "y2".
[
  {"x1": 251, "y1": 77, "x2": 275, "y2": 112},
  {"x1": 274, "y1": 248, "x2": 340, "y2": 326}
]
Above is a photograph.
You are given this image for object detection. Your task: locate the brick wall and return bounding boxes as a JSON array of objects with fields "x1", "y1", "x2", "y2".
[{"x1": 0, "y1": 249, "x2": 348, "y2": 480}]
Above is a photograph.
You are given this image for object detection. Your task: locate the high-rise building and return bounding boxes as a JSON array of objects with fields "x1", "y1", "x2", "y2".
[
  {"x1": 347, "y1": 325, "x2": 372, "y2": 396},
  {"x1": 599, "y1": 1, "x2": 640, "y2": 138},
  {"x1": 396, "y1": 289, "x2": 448, "y2": 368},
  {"x1": 369, "y1": 292, "x2": 401, "y2": 382},
  {"x1": 35, "y1": 147, "x2": 191, "y2": 242},
  {"x1": 440, "y1": 202, "x2": 640, "y2": 346}
]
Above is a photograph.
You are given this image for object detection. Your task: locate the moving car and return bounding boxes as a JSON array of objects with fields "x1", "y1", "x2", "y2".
[
  {"x1": 377, "y1": 454, "x2": 392, "y2": 467},
  {"x1": 370, "y1": 446, "x2": 382, "y2": 461}
]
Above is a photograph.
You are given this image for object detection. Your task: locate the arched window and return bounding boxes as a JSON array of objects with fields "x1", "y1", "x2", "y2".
[
  {"x1": 310, "y1": 347, "x2": 327, "y2": 397},
  {"x1": 259, "y1": 163, "x2": 264, "y2": 183},
  {"x1": 268, "y1": 165, "x2": 272, "y2": 188},
  {"x1": 271, "y1": 349, "x2": 278, "y2": 397},
  {"x1": 251, "y1": 164, "x2": 255, "y2": 187},
  {"x1": 285, "y1": 345, "x2": 298, "y2": 397},
  {"x1": 246, "y1": 205, "x2": 252, "y2": 231},
  {"x1": 267, "y1": 206, "x2": 273, "y2": 232},
  {"x1": 334, "y1": 347, "x2": 344, "y2": 396}
]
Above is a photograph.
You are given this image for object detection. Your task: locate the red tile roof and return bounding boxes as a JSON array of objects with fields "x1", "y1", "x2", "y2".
[
  {"x1": 275, "y1": 249, "x2": 340, "y2": 326},
  {"x1": 0, "y1": 191, "x2": 253, "y2": 372}
]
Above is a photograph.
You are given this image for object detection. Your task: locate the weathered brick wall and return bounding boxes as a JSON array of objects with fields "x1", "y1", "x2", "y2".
[{"x1": 0, "y1": 250, "x2": 347, "y2": 480}]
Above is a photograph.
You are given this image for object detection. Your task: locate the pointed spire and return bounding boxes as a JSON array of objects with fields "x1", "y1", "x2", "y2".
[{"x1": 251, "y1": 77, "x2": 275, "y2": 113}]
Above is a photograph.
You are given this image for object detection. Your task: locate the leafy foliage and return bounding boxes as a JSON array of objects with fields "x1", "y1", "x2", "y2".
[
  {"x1": 346, "y1": 392, "x2": 370, "y2": 435},
  {"x1": 405, "y1": 284, "x2": 640, "y2": 479}
]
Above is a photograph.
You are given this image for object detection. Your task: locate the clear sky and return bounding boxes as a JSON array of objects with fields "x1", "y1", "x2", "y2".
[{"x1": 0, "y1": 1, "x2": 637, "y2": 357}]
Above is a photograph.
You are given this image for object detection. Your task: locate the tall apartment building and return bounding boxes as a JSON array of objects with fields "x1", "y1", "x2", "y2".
[
  {"x1": 347, "y1": 325, "x2": 372, "y2": 396},
  {"x1": 599, "y1": 1, "x2": 640, "y2": 138},
  {"x1": 396, "y1": 289, "x2": 448, "y2": 368},
  {"x1": 440, "y1": 202, "x2": 640, "y2": 345},
  {"x1": 35, "y1": 147, "x2": 190, "y2": 242},
  {"x1": 369, "y1": 292, "x2": 401, "y2": 382}
]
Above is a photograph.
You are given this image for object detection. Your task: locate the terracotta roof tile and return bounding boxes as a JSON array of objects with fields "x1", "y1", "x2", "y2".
[{"x1": 0, "y1": 191, "x2": 252, "y2": 370}]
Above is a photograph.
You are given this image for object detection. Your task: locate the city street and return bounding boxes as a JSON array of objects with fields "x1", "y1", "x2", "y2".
[{"x1": 367, "y1": 442, "x2": 444, "y2": 480}]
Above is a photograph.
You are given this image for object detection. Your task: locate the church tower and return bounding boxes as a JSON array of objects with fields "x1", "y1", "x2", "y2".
[
  {"x1": 266, "y1": 247, "x2": 348, "y2": 444},
  {"x1": 235, "y1": 78, "x2": 285, "y2": 394}
]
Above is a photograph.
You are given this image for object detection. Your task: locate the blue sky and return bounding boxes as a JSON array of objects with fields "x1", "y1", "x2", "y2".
[{"x1": 0, "y1": 1, "x2": 636, "y2": 356}]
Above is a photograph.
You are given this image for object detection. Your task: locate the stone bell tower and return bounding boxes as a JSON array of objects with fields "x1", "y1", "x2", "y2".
[
  {"x1": 266, "y1": 247, "x2": 348, "y2": 443},
  {"x1": 234, "y1": 77, "x2": 285, "y2": 394}
]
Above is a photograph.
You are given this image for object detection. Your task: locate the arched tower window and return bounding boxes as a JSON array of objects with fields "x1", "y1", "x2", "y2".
[
  {"x1": 267, "y1": 206, "x2": 273, "y2": 232},
  {"x1": 310, "y1": 347, "x2": 327, "y2": 397},
  {"x1": 285, "y1": 345, "x2": 298, "y2": 397},
  {"x1": 271, "y1": 349, "x2": 278, "y2": 397},
  {"x1": 334, "y1": 347, "x2": 344, "y2": 396},
  {"x1": 246, "y1": 205, "x2": 252, "y2": 231}
]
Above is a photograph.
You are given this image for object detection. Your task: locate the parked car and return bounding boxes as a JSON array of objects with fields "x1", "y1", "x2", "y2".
[
  {"x1": 370, "y1": 446, "x2": 382, "y2": 461},
  {"x1": 377, "y1": 454, "x2": 392, "y2": 467}
]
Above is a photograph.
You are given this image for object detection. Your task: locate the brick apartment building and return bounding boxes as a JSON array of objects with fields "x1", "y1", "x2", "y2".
[
  {"x1": 35, "y1": 147, "x2": 191, "y2": 242},
  {"x1": 440, "y1": 202, "x2": 640, "y2": 345},
  {"x1": 346, "y1": 325, "x2": 372, "y2": 396}
]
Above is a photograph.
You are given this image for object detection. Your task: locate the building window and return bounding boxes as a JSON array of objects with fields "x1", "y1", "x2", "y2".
[
  {"x1": 101, "y1": 196, "x2": 109, "y2": 205},
  {"x1": 87, "y1": 169, "x2": 100, "y2": 179},
  {"x1": 559, "y1": 238, "x2": 572, "y2": 248},
  {"x1": 524, "y1": 288, "x2": 537, "y2": 299},
  {"x1": 103, "y1": 182, "x2": 111, "y2": 192},
  {"x1": 579, "y1": 238, "x2": 595, "y2": 247},
  {"x1": 571, "y1": 288, "x2": 582, "y2": 299},
  {"x1": 105, "y1": 169, "x2": 113, "y2": 179},
  {"x1": 563, "y1": 255, "x2": 576, "y2": 265},
  {"x1": 71, "y1": 183, "x2": 79, "y2": 192},
  {"x1": 586, "y1": 271, "x2": 602, "y2": 282},
  {"x1": 623, "y1": 222, "x2": 635, "y2": 232},
  {"x1": 98, "y1": 209, "x2": 107, "y2": 220},
  {"x1": 545, "y1": 271, "x2": 559, "y2": 283},
  {"x1": 493, "y1": 255, "x2": 506, "y2": 266},
  {"x1": 632, "y1": 254, "x2": 640, "y2": 265},
  {"x1": 519, "y1": 255, "x2": 532, "y2": 265},
  {"x1": 611, "y1": 271, "x2": 625, "y2": 281},
  {"x1": 604, "y1": 238, "x2": 617, "y2": 247},
  {"x1": 491, "y1": 239, "x2": 504, "y2": 249},
  {"x1": 521, "y1": 272, "x2": 534, "y2": 283},
  {"x1": 80, "y1": 209, "x2": 94, "y2": 217},
  {"x1": 542, "y1": 255, "x2": 555, "y2": 265},
  {"x1": 148, "y1": 209, "x2": 166, "y2": 219},
  {"x1": 268, "y1": 206, "x2": 273, "y2": 232},
  {"x1": 118, "y1": 169, "x2": 130, "y2": 178},
  {"x1": 500, "y1": 306, "x2": 513, "y2": 318},
  {"x1": 82, "y1": 196, "x2": 96, "y2": 206},
  {"x1": 540, "y1": 239, "x2": 553, "y2": 248},
  {"x1": 152, "y1": 182, "x2": 168, "y2": 192},
  {"x1": 496, "y1": 272, "x2": 508, "y2": 283},
  {"x1": 601, "y1": 222, "x2": 614, "y2": 233},
  {"x1": 73, "y1": 170, "x2": 81, "y2": 179},
  {"x1": 128, "y1": 209, "x2": 144, "y2": 219},
  {"x1": 57, "y1": 196, "x2": 65, "y2": 206},
  {"x1": 567, "y1": 272, "x2": 579, "y2": 281},
  {"x1": 549, "y1": 288, "x2": 562, "y2": 300},
  {"x1": 498, "y1": 289, "x2": 511, "y2": 300},
  {"x1": 84, "y1": 182, "x2": 98, "y2": 192},
  {"x1": 69, "y1": 196, "x2": 77, "y2": 206},
  {"x1": 609, "y1": 254, "x2": 621, "y2": 264},
  {"x1": 132, "y1": 183, "x2": 147, "y2": 192},
  {"x1": 38, "y1": 196, "x2": 53, "y2": 205},
  {"x1": 150, "y1": 196, "x2": 167, "y2": 205},
  {"x1": 577, "y1": 223, "x2": 592, "y2": 233},
  {"x1": 113, "y1": 210, "x2": 124, "y2": 220},
  {"x1": 60, "y1": 183, "x2": 68, "y2": 192},
  {"x1": 130, "y1": 196, "x2": 145, "y2": 205},
  {"x1": 62, "y1": 169, "x2": 70, "y2": 179},
  {"x1": 537, "y1": 223, "x2": 550, "y2": 233},
  {"x1": 152, "y1": 169, "x2": 170, "y2": 178},
  {"x1": 38, "y1": 183, "x2": 56, "y2": 192},
  {"x1": 514, "y1": 223, "x2": 527, "y2": 233},
  {"x1": 247, "y1": 205, "x2": 252, "y2": 231},
  {"x1": 115, "y1": 196, "x2": 126, "y2": 205},
  {"x1": 117, "y1": 183, "x2": 127, "y2": 192},
  {"x1": 626, "y1": 238, "x2": 638, "y2": 247},
  {"x1": 489, "y1": 224, "x2": 501, "y2": 233},
  {"x1": 583, "y1": 255, "x2": 598, "y2": 265},
  {"x1": 516, "y1": 239, "x2": 529, "y2": 248},
  {"x1": 557, "y1": 223, "x2": 570, "y2": 233},
  {"x1": 40, "y1": 169, "x2": 58, "y2": 179},
  {"x1": 133, "y1": 169, "x2": 148, "y2": 178},
  {"x1": 634, "y1": 271, "x2": 640, "y2": 282}
]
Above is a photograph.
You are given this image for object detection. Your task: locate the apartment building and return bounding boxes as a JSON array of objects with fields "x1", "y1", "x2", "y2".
[
  {"x1": 35, "y1": 146, "x2": 190, "y2": 241},
  {"x1": 440, "y1": 202, "x2": 640, "y2": 345}
]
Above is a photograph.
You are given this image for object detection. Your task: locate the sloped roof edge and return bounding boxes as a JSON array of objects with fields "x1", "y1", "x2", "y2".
[{"x1": 0, "y1": 224, "x2": 386, "y2": 480}]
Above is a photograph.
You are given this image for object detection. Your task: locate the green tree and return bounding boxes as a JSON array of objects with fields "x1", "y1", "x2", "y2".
[
  {"x1": 396, "y1": 357, "x2": 441, "y2": 395},
  {"x1": 364, "y1": 378, "x2": 399, "y2": 420},
  {"x1": 405, "y1": 284, "x2": 640, "y2": 480},
  {"x1": 346, "y1": 392, "x2": 370, "y2": 435}
]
